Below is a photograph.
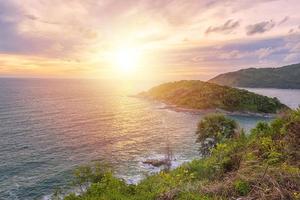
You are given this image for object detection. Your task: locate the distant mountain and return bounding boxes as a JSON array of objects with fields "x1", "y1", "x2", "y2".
[
  {"x1": 140, "y1": 80, "x2": 288, "y2": 114},
  {"x1": 209, "y1": 63, "x2": 300, "y2": 89}
]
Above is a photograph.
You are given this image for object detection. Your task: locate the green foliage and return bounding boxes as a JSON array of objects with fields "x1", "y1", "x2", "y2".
[
  {"x1": 72, "y1": 162, "x2": 111, "y2": 192},
  {"x1": 196, "y1": 114, "x2": 238, "y2": 142},
  {"x1": 250, "y1": 121, "x2": 271, "y2": 137},
  {"x1": 250, "y1": 118, "x2": 286, "y2": 139},
  {"x1": 248, "y1": 110, "x2": 299, "y2": 165},
  {"x1": 64, "y1": 193, "x2": 79, "y2": 200},
  {"x1": 249, "y1": 130, "x2": 285, "y2": 165},
  {"x1": 195, "y1": 114, "x2": 240, "y2": 156},
  {"x1": 211, "y1": 140, "x2": 244, "y2": 172},
  {"x1": 233, "y1": 180, "x2": 250, "y2": 196},
  {"x1": 51, "y1": 187, "x2": 63, "y2": 200},
  {"x1": 141, "y1": 80, "x2": 288, "y2": 113},
  {"x1": 209, "y1": 63, "x2": 300, "y2": 89},
  {"x1": 259, "y1": 137, "x2": 284, "y2": 164},
  {"x1": 184, "y1": 139, "x2": 245, "y2": 184}
]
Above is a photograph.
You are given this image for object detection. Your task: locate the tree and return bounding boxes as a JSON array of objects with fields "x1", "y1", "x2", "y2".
[
  {"x1": 196, "y1": 114, "x2": 238, "y2": 156},
  {"x1": 72, "y1": 162, "x2": 111, "y2": 192}
]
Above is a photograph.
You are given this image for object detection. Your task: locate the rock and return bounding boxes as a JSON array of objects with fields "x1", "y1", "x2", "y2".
[{"x1": 143, "y1": 159, "x2": 170, "y2": 167}]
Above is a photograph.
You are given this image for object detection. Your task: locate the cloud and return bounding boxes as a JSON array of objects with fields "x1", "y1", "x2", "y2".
[
  {"x1": 24, "y1": 14, "x2": 38, "y2": 20},
  {"x1": 217, "y1": 47, "x2": 279, "y2": 60},
  {"x1": 246, "y1": 20, "x2": 276, "y2": 35},
  {"x1": 278, "y1": 16, "x2": 289, "y2": 25},
  {"x1": 0, "y1": 1, "x2": 37, "y2": 54},
  {"x1": 0, "y1": 0, "x2": 102, "y2": 59},
  {"x1": 289, "y1": 29, "x2": 294, "y2": 34},
  {"x1": 176, "y1": 35, "x2": 299, "y2": 66},
  {"x1": 283, "y1": 35, "x2": 300, "y2": 63},
  {"x1": 205, "y1": 19, "x2": 240, "y2": 35},
  {"x1": 284, "y1": 53, "x2": 300, "y2": 62}
]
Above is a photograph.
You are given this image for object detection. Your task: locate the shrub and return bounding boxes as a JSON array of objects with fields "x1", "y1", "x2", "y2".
[
  {"x1": 233, "y1": 180, "x2": 250, "y2": 196},
  {"x1": 196, "y1": 114, "x2": 239, "y2": 156},
  {"x1": 72, "y1": 162, "x2": 111, "y2": 192},
  {"x1": 211, "y1": 140, "x2": 244, "y2": 173},
  {"x1": 196, "y1": 114, "x2": 238, "y2": 142},
  {"x1": 64, "y1": 193, "x2": 79, "y2": 200},
  {"x1": 250, "y1": 121, "x2": 271, "y2": 137}
]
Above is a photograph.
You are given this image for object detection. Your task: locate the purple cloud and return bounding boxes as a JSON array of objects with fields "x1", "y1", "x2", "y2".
[
  {"x1": 246, "y1": 20, "x2": 276, "y2": 35},
  {"x1": 206, "y1": 20, "x2": 240, "y2": 35}
]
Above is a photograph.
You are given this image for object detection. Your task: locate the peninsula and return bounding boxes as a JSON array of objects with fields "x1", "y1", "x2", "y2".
[{"x1": 140, "y1": 80, "x2": 288, "y2": 115}]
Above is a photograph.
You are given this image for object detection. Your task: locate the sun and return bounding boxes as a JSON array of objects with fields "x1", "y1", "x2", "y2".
[{"x1": 113, "y1": 48, "x2": 140, "y2": 76}]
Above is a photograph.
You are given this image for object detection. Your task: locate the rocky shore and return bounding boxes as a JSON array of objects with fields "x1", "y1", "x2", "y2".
[
  {"x1": 134, "y1": 95, "x2": 277, "y2": 118},
  {"x1": 162, "y1": 104, "x2": 277, "y2": 118}
]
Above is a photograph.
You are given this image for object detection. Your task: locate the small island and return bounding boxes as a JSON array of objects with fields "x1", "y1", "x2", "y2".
[{"x1": 139, "y1": 80, "x2": 288, "y2": 115}]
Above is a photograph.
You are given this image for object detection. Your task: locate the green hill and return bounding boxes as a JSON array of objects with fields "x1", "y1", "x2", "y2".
[
  {"x1": 209, "y1": 63, "x2": 300, "y2": 89},
  {"x1": 140, "y1": 80, "x2": 288, "y2": 114}
]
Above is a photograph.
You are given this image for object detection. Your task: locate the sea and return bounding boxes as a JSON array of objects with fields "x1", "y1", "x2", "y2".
[{"x1": 0, "y1": 78, "x2": 299, "y2": 200}]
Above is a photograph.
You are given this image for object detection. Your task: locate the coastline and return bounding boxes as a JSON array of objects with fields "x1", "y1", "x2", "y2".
[
  {"x1": 163, "y1": 104, "x2": 276, "y2": 118},
  {"x1": 134, "y1": 95, "x2": 277, "y2": 118}
]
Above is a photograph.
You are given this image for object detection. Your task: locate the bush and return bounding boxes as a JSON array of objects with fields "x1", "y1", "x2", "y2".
[
  {"x1": 233, "y1": 180, "x2": 250, "y2": 196},
  {"x1": 71, "y1": 162, "x2": 111, "y2": 192},
  {"x1": 250, "y1": 121, "x2": 271, "y2": 137},
  {"x1": 196, "y1": 114, "x2": 238, "y2": 142},
  {"x1": 196, "y1": 114, "x2": 239, "y2": 156}
]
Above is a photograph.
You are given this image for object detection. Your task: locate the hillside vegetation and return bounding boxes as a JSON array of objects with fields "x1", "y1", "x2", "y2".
[
  {"x1": 209, "y1": 63, "x2": 300, "y2": 89},
  {"x1": 140, "y1": 80, "x2": 288, "y2": 114},
  {"x1": 59, "y1": 108, "x2": 300, "y2": 200}
]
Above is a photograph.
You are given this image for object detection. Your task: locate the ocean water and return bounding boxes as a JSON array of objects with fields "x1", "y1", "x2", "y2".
[
  {"x1": 243, "y1": 88, "x2": 300, "y2": 109},
  {"x1": 0, "y1": 79, "x2": 299, "y2": 200}
]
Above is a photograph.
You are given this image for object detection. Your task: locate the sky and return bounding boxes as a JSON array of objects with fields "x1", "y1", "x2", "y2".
[{"x1": 0, "y1": 0, "x2": 300, "y2": 80}]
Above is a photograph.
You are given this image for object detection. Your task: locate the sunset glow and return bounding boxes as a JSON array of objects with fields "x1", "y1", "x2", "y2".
[
  {"x1": 0, "y1": 1, "x2": 300, "y2": 80},
  {"x1": 112, "y1": 48, "x2": 141, "y2": 77}
]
